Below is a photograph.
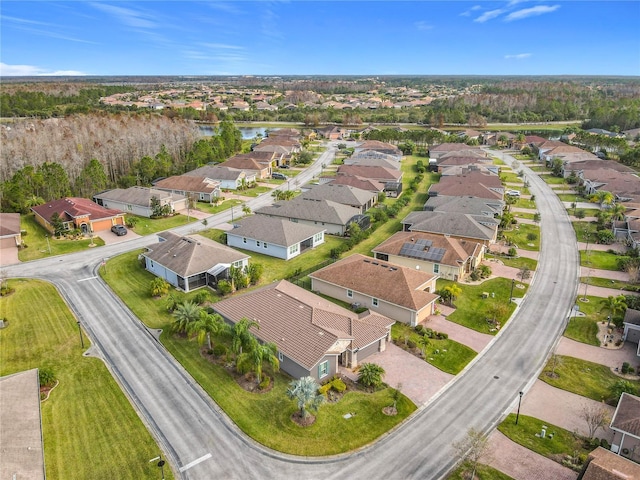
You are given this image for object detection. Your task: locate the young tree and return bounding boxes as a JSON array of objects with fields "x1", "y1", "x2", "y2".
[
  {"x1": 237, "y1": 339, "x2": 280, "y2": 384},
  {"x1": 286, "y1": 376, "x2": 325, "y2": 420},
  {"x1": 188, "y1": 311, "x2": 225, "y2": 351},
  {"x1": 150, "y1": 277, "x2": 170, "y2": 297},
  {"x1": 580, "y1": 403, "x2": 610, "y2": 439},
  {"x1": 518, "y1": 266, "x2": 531, "y2": 282},
  {"x1": 171, "y1": 300, "x2": 202, "y2": 334},
  {"x1": 358, "y1": 363, "x2": 386, "y2": 392},
  {"x1": 600, "y1": 295, "x2": 627, "y2": 322},
  {"x1": 443, "y1": 284, "x2": 462, "y2": 306},
  {"x1": 230, "y1": 317, "x2": 259, "y2": 356},
  {"x1": 417, "y1": 334, "x2": 430, "y2": 358},
  {"x1": 452, "y1": 428, "x2": 490, "y2": 480}
]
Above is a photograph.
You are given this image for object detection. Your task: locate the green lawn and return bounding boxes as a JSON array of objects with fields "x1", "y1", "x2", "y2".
[
  {"x1": 18, "y1": 214, "x2": 106, "y2": 262},
  {"x1": 191, "y1": 198, "x2": 244, "y2": 216},
  {"x1": 438, "y1": 278, "x2": 526, "y2": 334},
  {"x1": 101, "y1": 252, "x2": 417, "y2": 455},
  {"x1": 558, "y1": 193, "x2": 590, "y2": 202},
  {"x1": 572, "y1": 221, "x2": 598, "y2": 242},
  {"x1": 539, "y1": 355, "x2": 640, "y2": 403},
  {"x1": 564, "y1": 295, "x2": 608, "y2": 346},
  {"x1": 542, "y1": 176, "x2": 567, "y2": 185},
  {"x1": 580, "y1": 250, "x2": 624, "y2": 270},
  {"x1": 569, "y1": 208, "x2": 601, "y2": 218},
  {"x1": 498, "y1": 414, "x2": 591, "y2": 466},
  {"x1": 485, "y1": 254, "x2": 538, "y2": 271},
  {"x1": 582, "y1": 276, "x2": 638, "y2": 292},
  {"x1": 391, "y1": 323, "x2": 477, "y2": 375},
  {"x1": 513, "y1": 211, "x2": 536, "y2": 221},
  {"x1": 0, "y1": 279, "x2": 171, "y2": 480},
  {"x1": 502, "y1": 224, "x2": 541, "y2": 251},
  {"x1": 501, "y1": 172, "x2": 524, "y2": 184},
  {"x1": 447, "y1": 464, "x2": 514, "y2": 480},
  {"x1": 126, "y1": 212, "x2": 200, "y2": 236},
  {"x1": 514, "y1": 197, "x2": 536, "y2": 209}
]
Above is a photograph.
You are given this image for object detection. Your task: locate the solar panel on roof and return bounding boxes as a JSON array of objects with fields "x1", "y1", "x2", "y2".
[{"x1": 399, "y1": 242, "x2": 445, "y2": 262}]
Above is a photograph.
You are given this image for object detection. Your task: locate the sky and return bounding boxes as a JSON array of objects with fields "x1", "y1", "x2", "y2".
[{"x1": 1, "y1": 1, "x2": 639, "y2": 77}]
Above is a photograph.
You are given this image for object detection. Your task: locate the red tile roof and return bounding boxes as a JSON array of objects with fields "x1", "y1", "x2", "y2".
[{"x1": 31, "y1": 197, "x2": 123, "y2": 223}]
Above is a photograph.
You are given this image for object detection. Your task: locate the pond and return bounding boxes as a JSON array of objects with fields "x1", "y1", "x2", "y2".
[{"x1": 199, "y1": 125, "x2": 268, "y2": 140}]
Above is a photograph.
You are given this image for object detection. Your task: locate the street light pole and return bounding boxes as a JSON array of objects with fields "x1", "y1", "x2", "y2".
[
  {"x1": 45, "y1": 234, "x2": 51, "y2": 255},
  {"x1": 77, "y1": 321, "x2": 84, "y2": 349},
  {"x1": 515, "y1": 391, "x2": 524, "y2": 425},
  {"x1": 510, "y1": 278, "x2": 515, "y2": 304},
  {"x1": 149, "y1": 455, "x2": 166, "y2": 480},
  {"x1": 582, "y1": 269, "x2": 591, "y2": 301}
]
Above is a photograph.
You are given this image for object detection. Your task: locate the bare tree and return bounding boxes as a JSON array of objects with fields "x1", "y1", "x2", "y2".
[
  {"x1": 517, "y1": 266, "x2": 531, "y2": 282},
  {"x1": 452, "y1": 428, "x2": 491, "y2": 480},
  {"x1": 547, "y1": 353, "x2": 563, "y2": 378},
  {"x1": 580, "y1": 403, "x2": 610, "y2": 439}
]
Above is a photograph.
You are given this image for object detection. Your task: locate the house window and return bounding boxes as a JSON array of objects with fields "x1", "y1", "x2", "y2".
[
  {"x1": 318, "y1": 361, "x2": 329, "y2": 379},
  {"x1": 291, "y1": 218, "x2": 298, "y2": 223},
  {"x1": 347, "y1": 289, "x2": 353, "y2": 298},
  {"x1": 433, "y1": 264, "x2": 440, "y2": 274},
  {"x1": 233, "y1": 260, "x2": 243, "y2": 268},
  {"x1": 289, "y1": 244, "x2": 299, "y2": 254},
  {"x1": 278, "y1": 351, "x2": 284, "y2": 362},
  {"x1": 126, "y1": 204, "x2": 133, "y2": 211},
  {"x1": 264, "y1": 242, "x2": 268, "y2": 249},
  {"x1": 243, "y1": 237, "x2": 247, "y2": 244},
  {"x1": 314, "y1": 233, "x2": 323, "y2": 242},
  {"x1": 257, "y1": 241, "x2": 261, "y2": 247},
  {"x1": 372, "y1": 298, "x2": 379, "y2": 307}
]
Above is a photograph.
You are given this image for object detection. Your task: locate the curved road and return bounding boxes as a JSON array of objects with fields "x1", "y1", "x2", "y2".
[{"x1": 4, "y1": 148, "x2": 579, "y2": 479}]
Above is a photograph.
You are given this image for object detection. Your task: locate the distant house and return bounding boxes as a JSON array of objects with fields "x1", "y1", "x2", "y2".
[
  {"x1": 300, "y1": 184, "x2": 378, "y2": 213},
  {"x1": 354, "y1": 140, "x2": 403, "y2": 160},
  {"x1": 226, "y1": 216, "x2": 325, "y2": 260},
  {"x1": 344, "y1": 152, "x2": 400, "y2": 170},
  {"x1": 183, "y1": 166, "x2": 256, "y2": 191},
  {"x1": 373, "y1": 231, "x2": 485, "y2": 281},
  {"x1": 255, "y1": 197, "x2": 363, "y2": 236},
  {"x1": 325, "y1": 175, "x2": 386, "y2": 194},
  {"x1": 424, "y1": 195, "x2": 504, "y2": 218},
  {"x1": 31, "y1": 197, "x2": 125, "y2": 234},
  {"x1": 152, "y1": 176, "x2": 221, "y2": 203},
  {"x1": 429, "y1": 143, "x2": 483, "y2": 160},
  {"x1": 0, "y1": 213, "x2": 22, "y2": 248},
  {"x1": 428, "y1": 172, "x2": 504, "y2": 200},
  {"x1": 143, "y1": 232, "x2": 250, "y2": 292},
  {"x1": 609, "y1": 393, "x2": 640, "y2": 463},
  {"x1": 310, "y1": 254, "x2": 439, "y2": 326},
  {"x1": 337, "y1": 165, "x2": 403, "y2": 184},
  {"x1": 316, "y1": 126, "x2": 344, "y2": 140},
  {"x1": 622, "y1": 308, "x2": 640, "y2": 357},
  {"x1": 93, "y1": 187, "x2": 188, "y2": 218},
  {"x1": 402, "y1": 211, "x2": 499, "y2": 245},
  {"x1": 220, "y1": 155, "x2": 272, "y2": 179},
  {"x1": 213, "y1": 280, "x2": 394, "y2": 380}
]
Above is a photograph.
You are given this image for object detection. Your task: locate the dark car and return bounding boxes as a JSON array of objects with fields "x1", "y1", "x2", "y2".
[
  {"x1": 280, "y1": 165, "x2": 290, "y2": 169},
  {"x1": 111, "y1": 225, "x2": 128, "y2": 236}
]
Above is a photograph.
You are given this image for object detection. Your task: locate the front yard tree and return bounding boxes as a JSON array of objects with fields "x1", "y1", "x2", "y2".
[
  {"x1": 171, "y1": 300, "x2": 202, "y2": 334},
  {"x1": 600, "y1": 295, "x2": 627, "y2": 322},
  {"x1": 610, "y1": 380, "x2": 638, "y2": 403},
  {"x1": 358, "y1": 362, "x2": 386, "y2": 392},
  {"x1": 231, "y1": 317, "x2": 259, "y2": 356},
  {"x1": 150, "y1": 277, "x2": 170, "y2": 297},
  {"x1": 452, "y1": 428, "x2": 490, "y2": 480},
  {"x1": 580, "y1": 403, "x2": 610, "y2": 439},
  {"x1": 286, "y1": 376, "x2": 324, "y2": 420},
  {"x1": 443, "y1": 284, "x2": 462, "y2": 307},
  {"x1": 188, "y1": 311, "x2": 225, "y2": 351},
  {"x1": 237, "y1": 339, "x2": 280, "y2": 384}
]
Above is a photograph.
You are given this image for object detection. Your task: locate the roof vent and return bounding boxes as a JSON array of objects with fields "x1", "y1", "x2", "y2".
[{"x1": 318, "y1": 331, "x2": 324, "y2": 335}]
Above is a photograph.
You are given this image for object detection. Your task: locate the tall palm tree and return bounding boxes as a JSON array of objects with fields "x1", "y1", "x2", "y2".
[
  {"x1": 237, "y1": 340, "x2": 279, "y2": 383},
  {"x1": 600, "y1": 295, "x2": 627, "y2": 323},
  {"x1": 609, "y1": 202, "x2": 627, "y2": 222},
  {"x1": 417, "y1": 334, "x2": 430, "y2": 358},
  {"x1": 231, "y1": 317, "x2": 259, "y2": 356},
  {"x1": 286, "y1": 376, "x2": 325, "y2": 419},
  {"x1": 444, "y1": 284, "x2": 462, "y2": 305},
  {"x1": 188, "y1": 311, "x2": 224, "y2": 350},
  {"x1": 171, "y1": 300, "x2": 202, "y2": 334}
]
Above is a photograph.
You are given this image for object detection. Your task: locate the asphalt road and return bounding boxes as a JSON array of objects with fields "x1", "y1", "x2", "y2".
[{"x1": 3, "y1": 148, "x2": 579, "y2": 479}]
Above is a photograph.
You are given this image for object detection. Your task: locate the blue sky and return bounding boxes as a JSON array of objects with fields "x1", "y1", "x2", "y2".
[{"x1": 1, "y1": 1, "x2": 639, "y2": 76}]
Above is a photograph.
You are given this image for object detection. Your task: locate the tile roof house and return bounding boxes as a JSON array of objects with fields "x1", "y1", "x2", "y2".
[
  {"x1": 324, "y1": 175, "x2": 387, "y2": 193},
  {"x1": 402, "y1": 211, "x2": 499, "y2": 245},
  {"x1": 0, "y1": 213, "x2": 22, "y2": 248},
  {"x1": 609, "y1": 393, "x2": 640, "y2": 463},
  {"x1": 220, "y1": 156, "x2": 272, "y2": 179},
  {"x1": 344, "y1": 152, "x2": 400, "y2": 170},
  {"x1": 621, "y1": 308, "x2": 640, "y2": 357},
  {"x1": 429, "y1": 143, "x2": 483, "y2": 160},
  {"x1": 152, "y1": 175, "x2": 222, "y2": 203},
  {"x1": 310, "y1": 254, "x2": 440, "y2": 327},
  {"x1": 213, "y1": 280, "x2": 394, "y2": 380},
  {"x1": 300, "y1": 184, "x2": 378, "y2": 213},
  {"x1": 31, "y1": 197, "x2": 125, "y2": 234},
  {"x1": 428, "y1": 172, "x2": 504, "y2": 201},
  {"x1": 93, "y1": 187, "x2": 188, "y2": 218},
  {"x1": 143, "y1": 232, "x2": 250, "y2": 292},
  {"x1": 337, "y1": 165, "x2": 403, "y2": 183},
  {"x1": 424, "y1": 195, "x2": 504, "y2": 218},
  {"x1": 226, "y1": 215, "x2": 325, "y2": 260},
  {"x1": 354, "y1": 140, "x2": 403, "y2": 160},
  {"x1": 183, "y1": 165, "x2": 256, "y2": 191},
  {"x1": 577, "y1": 446, "x2": 640, "y2": 480},
  {"x1": 255, "y1": 197, "x2": 363, "y2": 236},
  {"x1": 373, "y1": 231, "x2": 485, "y2": 282}
]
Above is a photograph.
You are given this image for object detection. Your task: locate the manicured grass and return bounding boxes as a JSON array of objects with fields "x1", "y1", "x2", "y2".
[
  {"x1": 485, "y1": 253, "x2": 538, "y2": 271},
  {"x1": 0, "y1": 279, "x2": 171, "y2": 480},
  {"x1": 514, "y1": 197, "x2": 536, "y2": 209},
  {"x1": 528, "y1": 165, "x2": 548, "y2": 172},
  {"x1": 572, "y1": 221, "x2": 598, "y2": 242},
  {"x1": 513, "y1": 211, "x2": 536, "y2": 220},
  {"x1": 101, "y1": 253, "x2": 417, "y2": 455},
  {"x1": 501, "y1": 224, "x2": 540, "y2": 251},
  {"x1": 126, "y1": 212, "x2": 200, "y2": 236},
  {"x1": 229, "y1": 185, "x2": 274, "y2": 197},
  {"x1": 447, "y1": 464, "x2": 514, "y2": 480},
  {"x1": 438, "y1": 278, "x2": 526, "y2": 334},
  {"x1": 564, "y1": 295, "x2": 608, "y2": 346},
  {"x1": 539, "y1": 355, "x2": 640, "y2": 403},
  {"x1": 542, "y1": 175, "x2": 567, "y2": 185},
  {"x1": 580, "y1": 250, "x2": 624, "y2": 270},
  {"x1": 558, "y1": 193, "x2": 590, "y2": 202},
  {"x1": 193, "y1": 198, "x2": 243, "y2": 215},
  {"x1": 391, "y1": 323, "x2": 477, "y2": 375},
  {"x1": 568, "y1": 208, "x2": 601, "y2": 218},
  {"x1": 498, "y1": 414, "x2": 591, "y2": 464},
  {"x1": 582, "y1": 276, "x2": 639, "y2": 292},
  {"x1": 18, "y1": 214, "x2": 106, "y2": 262},
  {"x1": 501, "y1": 172, "x2": 524, "y2": 184}
]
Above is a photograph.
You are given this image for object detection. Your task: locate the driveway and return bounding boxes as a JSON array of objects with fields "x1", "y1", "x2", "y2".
[
  {"x1": 580, "y1": 267, "x2": 630, "y2": 282},
  {"x1": 96, "y1": 229, "x2": 142, "y2": 245},
  {"x1": 0, "y1": 246, "x2": 20, "y2": 266},
  {"x1": 556, "y1": 337, "x2": 640, "y2": 371},
  {"x1": 425, "y1": 315, "x2": 493, "y2": 353}
]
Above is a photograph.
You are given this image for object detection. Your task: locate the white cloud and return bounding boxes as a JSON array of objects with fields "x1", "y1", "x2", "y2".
[
  {"x1": 0, "y1": 63, "x2": 87, "y2": 76},
  {"x1": 505, "y1": 53, "x2": 532, "y2": 60},
  {"x1": 505, "y1": 5, "x2": 560, "y2": 21},
  {"x1": 474, "y1": 9, "x2": 505, "y2": 23},
  {"x1": 460, "y1": 5, "x2": 482, "y2": 17},
  {"x1": 89, "y1": 3, "x2": 157, "y2": 29},
  {"x1": 199, "y1": 43, "x2": 245, "y2": 50},
  {"x1": 414, "y1": 21, "x2": 433, "y2": 31}
]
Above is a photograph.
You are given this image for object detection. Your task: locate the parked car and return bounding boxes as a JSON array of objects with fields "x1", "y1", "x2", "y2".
[
  {"x1": 272, "y1": 172, "x2": 288, "y2": 180},
  {"x1": 280, "y1": 165, "x2": 290, "y2": 169},
  {"x1": 111, "y1": 225, "x2": 128, "y2": 236},
  {"x1": 506, "y1": 190, "x2": 520, "y2": 197}
]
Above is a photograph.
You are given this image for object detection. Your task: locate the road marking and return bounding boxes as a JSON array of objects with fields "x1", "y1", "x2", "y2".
[
  {"x1": 179, "y1": 453, "x2": 212, "y2": 472},
  {"x1": 77, "y1": 276, "x2": 99, "y2": 282}
]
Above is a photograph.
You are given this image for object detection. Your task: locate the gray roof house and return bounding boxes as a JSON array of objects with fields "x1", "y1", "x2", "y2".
[
  {"x1": 213, "y1": 280, "x2": 394, "y2": 381},
  {"x1": 300, "y1": 183, "x2": 378, "y2": 213},
  {"x1": 609, "y1": 393, "x2": 640, "y2": 463},
  {"x1": 337, "y1": 165, "x2": 403, "y2": 183},
  {"x1": 345, "y1": 151, "x2": 401, "y2": 170},
  {"x1": 424, "y1": 195, "x2": 504, "y2": 217},
  {"x1": 183, "y1": 165, "x2": 256, "y2": 190},
  {"x1": 152, "y1": 176, "x2": 221, "y2": 203},
  {"x1": 143, "y1": 232, "x2": 250, "y2": 292},
  {"x1": 255, "y1": 197, "x2": 363, "y2": 236},
  {"x1": 402, "y1": 211, "x2": 498, "y2": 245},
  {"x1": 310, "y1": 254, "x2": 440, "y2": 327},
  {"x1": 93, "y1": 186, "x2": 188, "y2": 218},
  {"x1": 226, "y1": 216, "x2": 326, "y2": 260}
]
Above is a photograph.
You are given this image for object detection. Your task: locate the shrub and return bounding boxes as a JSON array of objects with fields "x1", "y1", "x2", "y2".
[
  {"x1": 39, "y1": 367, "x2": 56, "y2": 387},
  {"x1": 622, "y1": 362, "x2": 630, "y2": 374},
  {"x1": 407, "y1": 340, "x2": 417, "y2": 349},
  {"x1": 217, "y1": 280, "x2": 232, "y2": 296},
  {"x1": 526, "y1": 232, "x2": 538, "y2": 241},
  {"x1": 150, "y1": 277, "x2": 170, "y2": 297},
  {"x1": 318, "y1": 383, "x2": 332, "y2": 395},
  {"x1": 478, "y1": 264, "x2": 492, "y2": 278},
  {"x1": 212, "y1": 344, "x2": 227, "y2": 357},
  {"x1": 437, "y1": 332, "x2": 448, "y2": 340},
  {"x1": 469, "y1": 270, "x2": 481, "y2": 281},
  {"x1": 259, "y1": 376, "x2": 271, "y2": 390},
  {"x1": 331, "y1": 378, "x2": 347, "y2": 392},
  {"x1": 508, "y1": 247, "x2": 518, "y2": 257},
  {"x1": 193, "y1": 290, "x2": 210, "y2": 305},
  {"x1": 415, "y1": 325, "x2": 425, "y2": 334},
  {"x1": 424, "y1": 328, "x2": 434, "y2": 338}
]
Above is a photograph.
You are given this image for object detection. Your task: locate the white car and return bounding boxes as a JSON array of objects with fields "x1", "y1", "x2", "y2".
[{"x1": 506, "y1": 190, "x2": 520, "y2": 197}]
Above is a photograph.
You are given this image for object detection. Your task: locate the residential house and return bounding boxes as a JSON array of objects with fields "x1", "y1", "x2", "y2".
[
  {"x1": 424, "y1": 195, "x2": 504, "y2": 218},
  {"x1": 183, "y1": 165, "x2": 256, "y2": 191},
  {"x1": 232, "y1": 150, "x2": 283, "y2": 168},
  {"x1": 220, "y1": 156, "x2": 272, "y2": 179},
  {"x1": 454, "y1": 129, "x2": 482, "y2": 142},
  {"x1": 577, "y1": 447, "x2": 640, "y2": 480},
  {"x1": 300, "y1": 184, "x2": 378, "y2": 213},
  {"x1": 344, "y1": 151, "x2": 400, "y2": 170},
  {"x1": 609, "y1": 393, "x2": 640, "y2": 463},
  {"x1": 255, "y1": 197, "x2": 363, "y2": 236},
  {"x1": 213, "y1": 280, "x2": 394, "y2": 380},
  {"x1": 373, "y1": 231, "x2": 485, "y2": 281},
  {"x1": 324, "y1": 175, "x2": 387, "y2": 194},
  {"x1": 268, "y1": 128, "x2": 300, "y2": 139},
  {"x1": 402, "y1": 211, "x2": 499, "y2": 245},
  {"x1": 93, "y1": 187, "x2": 188, "y2": 218},
  {"x1": 429, "y1": 143, "x2": 483, "y2": 160},
  {"x1": 428, "y1": 172, "x2": 504, "y2": 201},
  {"x1": 0, "y1": 213, "x2": 22, "y2": 248},
  {"x1": 337, "y1": 165, "x2": 403, "y2": 184},
  {"x1": 579, "y1": 168, "x2": 640, "y2": 202},
  {"x1": 143, "y1": 232, "x2": 250, "y2": 293},
  {"x1": 316, "y1": 126, "x2": 344, "y2": 140},
  {"x1": 31, "y1": 197, "x2": 125, "y2": 234},
  {"x1": 310, "y1": 254, "x2": 440, "y2": 326},
  {"x1": 226, "y1": 216, "x2": 325, "y2": 260},
  {"x1": 354, "y1": 140, "x2": 403, "y2": 160},
  {"x1": 152, "y1": 176, "x2": 221, "y2": 203},
  {"x1": 622, "y1": 308, "x2": 640, "y2": 357},
  {"x1": 562, "y1": 159, "x2": 635, "y2": 179}
]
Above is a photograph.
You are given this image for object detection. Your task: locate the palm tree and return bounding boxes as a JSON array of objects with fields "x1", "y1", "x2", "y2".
[
  {"x1": 271, "y1": 190, "x2": 284, "y2": 201},
  {"x1": 609, "y1": 202, "x2": 627, "y2": 222},
  {"x1": 286, "y1": 376, "x2": 325, "y2": 419},
  {"x1": 601, "y1": 295, "x2": 627, "y2": 325},
  {"x1": 237, "y1": 340, "x2": 280, "y2": 383},
  {"x1": 171, "y1": 300, "x2": 202, "y2": 334},
  {"x1": 187, "y1": 311, "x2": 224, "y2": 350},
  {"x1": 590, "y1": 190, "x2": 614, "y2": 206},
  {"x1": 444, "y1": 284, "x2": 462, "y2": 306},
  {"x1": 358, "y1": 363, "x2": 386, "y2": 392},
  {"x1": 231, "y1": 317, "x2": 259, "y2": 356},
  {"x1": 242, "y1": 204, "x2": 251, "y2": 215},
  {"x1": 417, "y1": 334, "x2": 430, "y2": 358}
]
